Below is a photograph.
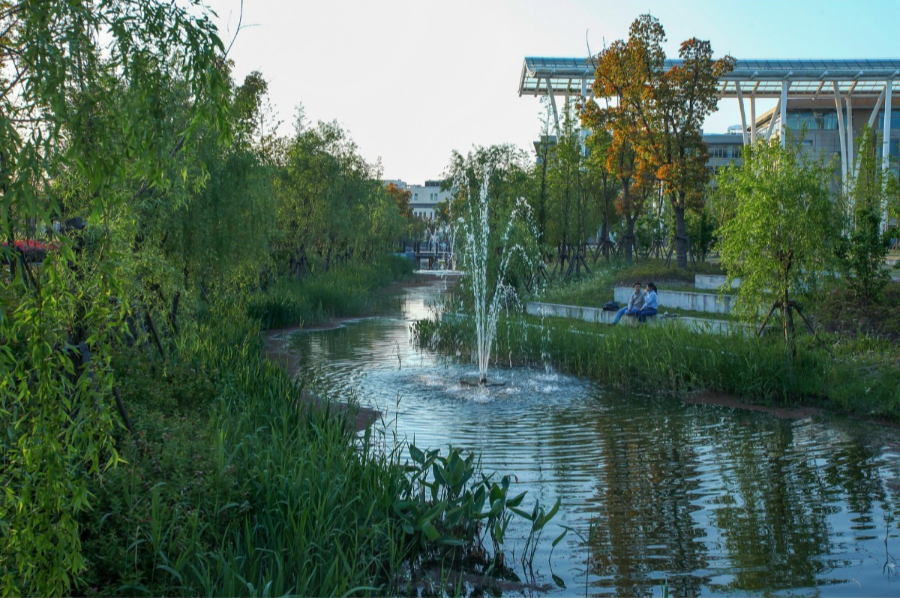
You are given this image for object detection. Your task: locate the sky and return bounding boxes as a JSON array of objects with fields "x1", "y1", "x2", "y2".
[{"x1": 207, "y1": 0, "x2": 900, "y2": 184}]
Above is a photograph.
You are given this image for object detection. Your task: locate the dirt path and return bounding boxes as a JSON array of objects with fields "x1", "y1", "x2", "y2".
[{"x1": 263, "y1": 326, "x2": 380, "y2": 433}]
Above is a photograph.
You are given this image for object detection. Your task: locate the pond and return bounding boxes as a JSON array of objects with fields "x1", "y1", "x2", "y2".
[{"x1": 286, "y1": 279, "x2": 900, "y2": 597}]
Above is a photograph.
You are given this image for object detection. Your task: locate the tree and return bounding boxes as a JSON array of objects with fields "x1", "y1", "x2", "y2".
[
  {"x1": 386, "y1": 182, "x2": 412, "y2": 219},
  {"x1": 580, "y1": 116, "x2": 620, "y2": 259},
  {"x1": 653, "y1": 36, "x2": 734, "y2": 268},
  {"x1": 0, "y1": 2, "x2": 228, "y2": 593},
  {"x1": 544, "y1": 100, "x2": 596, "y2": 274},
  {"x1": 587, "y1": 14, "x2": 733, "y2": 267},
  {"x1": 839, "y1": 126, "x2": 897, "y2": 304},
  {"x1": 716, "y1": 140, "x2": 841, "y2": 353},
  {"x1": 584, "y1": 17, "x2": 660, "y2": 261}
]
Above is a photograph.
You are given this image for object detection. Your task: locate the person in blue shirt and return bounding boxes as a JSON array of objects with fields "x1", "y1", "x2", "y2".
[
  {"x1": 637, "y1": 282, "x2": 658, "y2": 323},
  {"x1": 612, "y1": 282, "x2": 644, "y2": 324}
]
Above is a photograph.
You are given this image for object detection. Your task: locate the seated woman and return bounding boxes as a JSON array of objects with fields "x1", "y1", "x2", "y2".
[
  {"x1": 612, "y1": 282, "x2": 644, "y2": 324},
  {"x1": 637, "y1": 282, "x2": 658, "y2": 323}
]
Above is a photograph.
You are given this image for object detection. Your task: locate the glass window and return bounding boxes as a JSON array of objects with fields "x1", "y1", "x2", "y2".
[{"x1": 877, "y1": 110, "x2": 900, "y2": 130}]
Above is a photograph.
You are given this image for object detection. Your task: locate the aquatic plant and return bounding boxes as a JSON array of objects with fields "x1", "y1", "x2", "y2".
[{"x1": 416, "y1": 313, "x2": 900, "y2": 420}]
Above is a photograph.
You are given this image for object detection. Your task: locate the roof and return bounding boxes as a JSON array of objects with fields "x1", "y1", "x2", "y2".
[{"x1": 519, "y1": 57, "x2": 900, "y2": 99}]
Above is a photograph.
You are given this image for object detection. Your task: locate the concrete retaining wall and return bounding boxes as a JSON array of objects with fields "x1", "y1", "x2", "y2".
[
  {"x1": 526, "y1": 301, "x2": 615, "y2": 324},
  {"x1": 526, "y1": 301, "x2": 745, "y2": 334},
  {"x1": 614, "y1": 287, "x2": 734, "y2": 314},
  {"x1": 695, "y1": 274, "x2": 740, "y2": 290}
]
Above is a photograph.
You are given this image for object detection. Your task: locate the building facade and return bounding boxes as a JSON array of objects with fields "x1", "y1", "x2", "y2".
[{"x1": 384, "y1": 179, "x2": 450, "y2": 220}]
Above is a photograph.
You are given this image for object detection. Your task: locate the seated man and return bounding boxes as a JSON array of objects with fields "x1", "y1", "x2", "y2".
[
  {"x1": 612, "y1": 282, "x2": 644, "y2": 324},
  {"x1": 637, "y1": 282, "x2": 658, "y2": 323}
]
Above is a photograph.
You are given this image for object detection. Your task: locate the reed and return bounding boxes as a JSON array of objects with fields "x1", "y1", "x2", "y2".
[
  {"x1": 247, "y1": 255, "x2": 414, "y2": 329},
  {"x1": 81, "y1": 260, "x2": 551, "y2": 596},
  {"x1": 416, "y1": 313, "x2": 900, "y2": 420}
]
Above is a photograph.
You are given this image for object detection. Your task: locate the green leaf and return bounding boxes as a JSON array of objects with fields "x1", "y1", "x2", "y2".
[
  {"x1": 552, "y1": 528, "x2": 568, "y2": 547},
  {"x1": 409, "y1": 444, "x2": 425, "y2": 464},
  {"x1": 421, "y1": 522, "x2": 441, "y2": 542}
]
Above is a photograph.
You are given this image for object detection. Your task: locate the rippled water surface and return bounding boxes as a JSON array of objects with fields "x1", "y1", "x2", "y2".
[{"x1": 287, "y1": 281, "x2": 900, "y2": 597}]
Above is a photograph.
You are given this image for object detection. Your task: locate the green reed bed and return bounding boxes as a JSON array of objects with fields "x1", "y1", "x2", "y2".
[
  {"x1": 417, "y1": 313, "x2": 900, "y2": 421},
  {"x1": 81, "y1": 301, "x2": 411, "y2": 596},
  {"x1": 79, "y1": 261, "x2": 545, "y2": 597},
  {"x1": 247, "y1": 255, "x2": 415, "y2": 329}
]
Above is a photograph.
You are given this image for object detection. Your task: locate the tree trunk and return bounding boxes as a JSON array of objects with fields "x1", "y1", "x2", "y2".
[
  {"x1": 782, "y1": 290, "x2": 797, "y2": 359},
  {"x1": 623, "y1": 215, "x2": 636, "y2": 261},
  {"x1": 674, "y1": 204, "x2": 688, "y2": 269}
]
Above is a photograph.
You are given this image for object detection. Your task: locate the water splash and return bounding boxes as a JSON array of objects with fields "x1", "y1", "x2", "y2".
[{"x1": 451, "y1": 170, "x2": 534, "y2": 386}]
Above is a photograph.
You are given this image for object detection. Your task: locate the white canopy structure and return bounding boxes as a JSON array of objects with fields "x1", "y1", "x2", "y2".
[{"x1": 519, "y1": 57, "x2": 900, "y2": 184}]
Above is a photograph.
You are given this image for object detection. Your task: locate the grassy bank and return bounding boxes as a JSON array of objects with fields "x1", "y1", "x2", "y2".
[
  {"x1": 77, "y1": 257, "x2": 544, "y2": 596},
  {"x1": 416, "y1": 312, "x2": 900, "y2": 422},
  {"x1": 77, "y1": 260, "x2": 415, "y2": 595},
  {"x1": 247, "y1": 255, "x2": 416, "y2": 329},
  {"x1": 538, "y1": 259, "x2": 724, "y2": 308}
]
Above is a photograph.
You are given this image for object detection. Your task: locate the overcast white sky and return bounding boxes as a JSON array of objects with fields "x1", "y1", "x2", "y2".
[{"x1": 207, "y1": 0, "x2": 900, "y2": 184}]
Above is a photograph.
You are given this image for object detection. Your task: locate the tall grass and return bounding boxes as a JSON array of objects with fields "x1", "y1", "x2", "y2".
[
  {"x1": 417, "y1": 313, "x2": 900, "y2": 420},
  {"x1": 82, "y1": 298, "x2": 412, "y2": 596},
  {"x1": 247, "y1": 255, "x2": 415, "y2": 329},
  {"x1": 81, "y1": 257, "x2": 550, "y2": 597}
]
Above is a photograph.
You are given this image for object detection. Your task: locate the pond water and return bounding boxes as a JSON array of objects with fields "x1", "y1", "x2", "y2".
[{"x1": 286, "y1": 279, "x2": 900, "y2": 597}]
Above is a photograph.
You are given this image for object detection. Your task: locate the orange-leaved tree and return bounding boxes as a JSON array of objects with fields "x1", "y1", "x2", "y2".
[{"x1": 587, "y1": 14, "x2": 733, "y2": 267}]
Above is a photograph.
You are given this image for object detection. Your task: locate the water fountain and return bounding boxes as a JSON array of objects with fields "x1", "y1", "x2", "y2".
[{"x1": 452, "y1": 171, "x2": 533, "y2": 387}]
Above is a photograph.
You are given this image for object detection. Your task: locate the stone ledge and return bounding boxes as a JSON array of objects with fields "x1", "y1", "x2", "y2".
[{"x1": 614, "y1": 287, "x2": 733, "y2": 314}]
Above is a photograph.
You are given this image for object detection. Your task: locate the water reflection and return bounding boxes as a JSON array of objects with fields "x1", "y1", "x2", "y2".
[{"x1": 286, "y1": 280, "x2": 900, "y2": 596}]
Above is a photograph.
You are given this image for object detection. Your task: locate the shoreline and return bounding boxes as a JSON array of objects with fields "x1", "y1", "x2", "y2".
[{"x1": 262, "y1": 325, "x2": 381, "y2": 432}]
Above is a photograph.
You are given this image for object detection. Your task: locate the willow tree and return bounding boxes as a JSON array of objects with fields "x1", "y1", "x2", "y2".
[
  {"x1": 588, "y1": 14, "x2": 733, "y2": 267},
  {"x1": 839, "y1": 126, "x2": 897, "y2": 304},
  {"x1": 0, "y1": 2, "x2": 228, "y2": 593},
  {"x1": 716, "y1": 140, "x2": 841, "y2": 353},
  {"x1": 544, "y1": 100, "x2": 596, "y2": 273}
]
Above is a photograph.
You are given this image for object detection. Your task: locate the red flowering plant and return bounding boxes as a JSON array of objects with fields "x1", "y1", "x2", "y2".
[{"x1": 2, "y1": 239, "x2": 58, "y2": 263}]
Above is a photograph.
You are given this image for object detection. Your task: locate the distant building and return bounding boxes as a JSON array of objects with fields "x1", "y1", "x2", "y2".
[
  {"x1": 521, "y1": 57, "x2": 900, "y2": 225},
  {"x1": 384, "y1": 179, "x2": 450, "y2": 220}
]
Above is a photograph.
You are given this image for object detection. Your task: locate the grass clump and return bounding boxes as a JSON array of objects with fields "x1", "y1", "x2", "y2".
[
  {"x1": 247, "y1": 255, "x2": 414, "y2": 329},
  {"x1": 416, "y1": 312, "x2": 900, "y2": 422}
]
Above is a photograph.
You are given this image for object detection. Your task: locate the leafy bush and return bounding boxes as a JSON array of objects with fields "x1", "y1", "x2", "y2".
[{"x1": 816, "y1": 281, "x2": 900, "y2": 341}]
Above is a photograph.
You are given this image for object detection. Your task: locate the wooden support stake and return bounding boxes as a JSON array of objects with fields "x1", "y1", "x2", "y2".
[
  {"x1": 145, "y1": 311, "x2": 165, "y2": 359},
  {"x1": 113, "y1": 385, "x2": 136, "y2": 438},
  {"x1": 757, "y1": 302, "x2": 779, "y2": 337}
]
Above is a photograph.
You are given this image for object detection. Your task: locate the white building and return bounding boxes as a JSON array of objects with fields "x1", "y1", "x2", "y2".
[{"x1": 384, "y1": 179, "x2": 450, "y2": 220}]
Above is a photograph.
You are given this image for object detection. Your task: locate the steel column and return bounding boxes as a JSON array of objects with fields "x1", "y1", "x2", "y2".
[
  {"x1": 780, "y1": 80, "x2": 788, "y2": 147},
  {"x1": 867, "y1": 86, "x2": 886, "y2": 129},
  {"x1": 736, "y1": 85, "x2": 749, "y2": 146},
  {"x1": 883, "y1": 79, "x2": 892, "y2": 173},
  {"x1": 833, "y1": 82, "x2": 848, "y2": 187},
  {"x1": 883, "y1": 79, "x2": 893, "y2": 228},
  {"x1": 750, "y1": 94, "x2": 757, "y2": 143},
  {"x1": 846, "y1": 95, "x2": 854, "y2": 176},
  {"x1": 544, "y1": 77, "x2": 560, "y2": 136},
  {"x1": 765, "y1": 97, "x2": 781, "y2": 141}
]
